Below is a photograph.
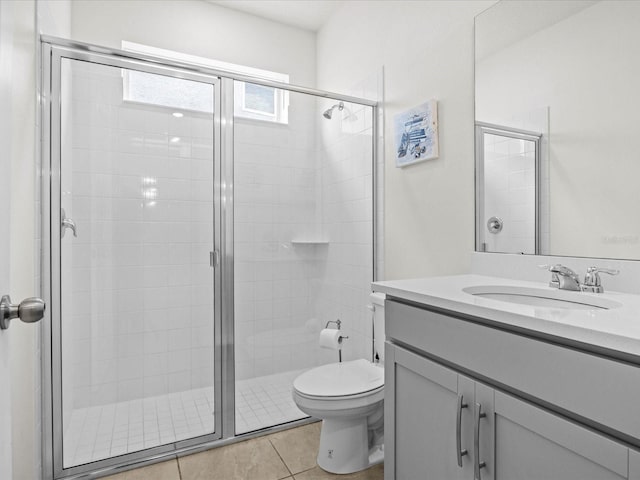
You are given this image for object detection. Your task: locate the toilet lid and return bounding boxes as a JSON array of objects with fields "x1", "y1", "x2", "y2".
[{"x1": 293, "y1": 359, "x2": 384, "y2": 397}]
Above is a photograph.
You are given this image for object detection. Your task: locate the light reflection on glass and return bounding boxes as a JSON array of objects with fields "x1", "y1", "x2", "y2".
[{"x1": 142, "y1": 177, "x2": 158, "y2": 206}]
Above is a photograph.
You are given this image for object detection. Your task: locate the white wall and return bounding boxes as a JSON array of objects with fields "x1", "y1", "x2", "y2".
[
  {"x1": 60, "y1": 0, "x2": 316, "y2": 88},
  {"x1": 317, "y1": 0, "x2": 495, "y2": 280}
]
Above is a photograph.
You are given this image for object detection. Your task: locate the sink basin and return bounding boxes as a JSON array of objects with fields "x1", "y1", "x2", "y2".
[{"x1": 462, "y1": 285, "x2": 622, "y2": 310}]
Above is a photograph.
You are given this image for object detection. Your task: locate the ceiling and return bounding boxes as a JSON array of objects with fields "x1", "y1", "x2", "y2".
[{"x1": 208, "y1": 0, "x2": 344, "y2": 31}]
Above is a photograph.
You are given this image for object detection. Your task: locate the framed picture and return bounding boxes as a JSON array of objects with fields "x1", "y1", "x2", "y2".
[{"x1": 394, "y1": 99, "x2": 439, "y2": 167}]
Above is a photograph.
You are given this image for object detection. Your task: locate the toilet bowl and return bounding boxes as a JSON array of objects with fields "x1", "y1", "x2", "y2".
[
  {"x1": 293, "y1": 359, "x2": 384, "y2": 474},
  {"x1": 292, "y1": 292, "x2": 386, "y2": 474}
]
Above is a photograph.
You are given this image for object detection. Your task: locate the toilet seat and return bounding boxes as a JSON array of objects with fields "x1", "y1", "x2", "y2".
[{"x1": 293, "y1": 359, "x2": 384, "y2": 399}]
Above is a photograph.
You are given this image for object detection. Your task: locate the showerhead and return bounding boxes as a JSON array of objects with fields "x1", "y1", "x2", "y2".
[{"x1": 323, "y1": 101, "x2": 344, "y2": 120}]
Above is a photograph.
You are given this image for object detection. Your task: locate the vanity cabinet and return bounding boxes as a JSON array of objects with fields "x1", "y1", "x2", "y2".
[
  {"x1": 387, "y1": 344, "x2": 474, "y2": 480},
  {"x1": 492, "y1": 388, "x2": 631, "y2": 480},
  {"x1": 384, "y1": 299, "x2": 640, "y2": 480},
  {"x1": 631, "y1": 450, "x2": 640, "y2": 480}
]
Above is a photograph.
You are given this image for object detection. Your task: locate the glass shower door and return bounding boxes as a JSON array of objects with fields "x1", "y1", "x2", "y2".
[
  {"x1": 54, "y1": 55, "x2": 220, "y2": 470},
  {"x1": 476, "y1": 125, "x2": 541, "y2": 255}
]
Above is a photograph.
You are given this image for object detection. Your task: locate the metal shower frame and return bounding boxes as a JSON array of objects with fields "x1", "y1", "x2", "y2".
[{"x1": 40, "y1": 36, "x2": 379, "y2": 480}]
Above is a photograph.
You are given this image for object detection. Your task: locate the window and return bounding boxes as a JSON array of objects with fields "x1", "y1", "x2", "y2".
[
  {"x1": 234, "y1": 81, "x2": 288, "y2": 123},
  {"x1": 124, "y1": 70, "x2": 214, "y2": 113},
  {"x1": 122, "y1": 42, "x2": 289, "y2": 124}
]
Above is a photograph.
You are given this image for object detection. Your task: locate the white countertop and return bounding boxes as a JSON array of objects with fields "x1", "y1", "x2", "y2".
[{"x1": 373, "y1": 274, "x2": 640, "y2": 359}]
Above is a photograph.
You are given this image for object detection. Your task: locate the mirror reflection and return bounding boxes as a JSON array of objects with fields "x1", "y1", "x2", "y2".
[{"x1": 475, "y1": 0, "x2": 640, "y2": 259}]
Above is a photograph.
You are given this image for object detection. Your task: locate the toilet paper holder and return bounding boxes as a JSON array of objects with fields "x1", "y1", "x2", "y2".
[{"x1": 325, "y1": 319, "x2": 349, "y2": 362}]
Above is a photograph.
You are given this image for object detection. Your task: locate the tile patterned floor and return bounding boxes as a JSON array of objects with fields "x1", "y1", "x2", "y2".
[
  {"x1": 102, "y1": 422, "x2": 384, "y2": 480},
  {"x1": 64, "y1": 387, "x2": 216, "y2": 467},
  {"x1": 64, "y1": 370, "x2": 307, "y2": 467},
  {"x1": 235, "y1": 369, "x2": 307, "y2": 434}
]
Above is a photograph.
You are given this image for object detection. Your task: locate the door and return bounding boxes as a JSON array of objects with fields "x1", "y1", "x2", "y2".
[
  {"x1": 0, "y1": 1, "x2": 14, "y2": 477},
  {"x1": 492, "y1": 391, "x2": 629, "y2": 480},
  {"x1": 475, "y1": 124, "x2": 541, "y2": 255},
  {"x1": 630, "y1": 449, "x2": 640, "y2": 480},
  {"x1": 387, "y1": 344, "x2": 473, "y2": 480},
  {"x1": 46, "y1": 45, "x2": 222, "y2": 477}
]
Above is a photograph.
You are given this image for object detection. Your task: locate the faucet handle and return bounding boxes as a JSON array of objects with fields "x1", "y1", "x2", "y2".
[
  {"x1": 582, "y1": 267, "x2": 619, "y2": 293},
  {"x1": 548, "y1": 264, "x2": 578, "y2": 277}
]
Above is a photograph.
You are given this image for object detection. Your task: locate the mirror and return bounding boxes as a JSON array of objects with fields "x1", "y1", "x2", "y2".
[{"x1": 475, "y1": 0, "x2": 640, "y2": 260}]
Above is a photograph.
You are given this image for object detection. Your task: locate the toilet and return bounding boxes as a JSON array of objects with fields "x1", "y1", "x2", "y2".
[{"x1": 292, "y1": 293, "x2": 386, "y2": 474}]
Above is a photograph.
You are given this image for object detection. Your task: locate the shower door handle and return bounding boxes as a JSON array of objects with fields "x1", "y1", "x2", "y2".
[{"x1": 61, "y1": 208, "x2": 77, "y2": 238}]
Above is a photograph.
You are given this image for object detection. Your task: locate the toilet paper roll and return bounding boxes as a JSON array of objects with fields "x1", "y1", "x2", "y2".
[{"x1": 319, "y1": 328, "x2": 343, "y2": 350}]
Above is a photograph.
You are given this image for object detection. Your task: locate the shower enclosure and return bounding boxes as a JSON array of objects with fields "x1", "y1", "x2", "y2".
[{"x1": 42, "y1": 38, "x2": 377, "y2": 479}]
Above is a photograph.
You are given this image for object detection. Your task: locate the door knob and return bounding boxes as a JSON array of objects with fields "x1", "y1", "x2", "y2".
[{"x1": 0, "y1": 295, "x2": 46, "y2": 330}]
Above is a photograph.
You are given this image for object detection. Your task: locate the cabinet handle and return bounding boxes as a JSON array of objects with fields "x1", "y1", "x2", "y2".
[
  {"x1": 456, "y1": 394, "x2": 468, "y2": 467},
  {"x1": 474, "y1": 403, "x2": 487, "y2": 480}
]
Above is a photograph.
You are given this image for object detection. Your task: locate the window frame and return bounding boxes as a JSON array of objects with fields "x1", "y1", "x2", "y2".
[{"x1": 121, "y1": 41, "x2": 290, "y2": 124}]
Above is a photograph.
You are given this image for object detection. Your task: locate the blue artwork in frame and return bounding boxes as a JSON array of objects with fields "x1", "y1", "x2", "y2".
[{"x1": 394, "y1": 99, "x2": 439, "y2": 167}]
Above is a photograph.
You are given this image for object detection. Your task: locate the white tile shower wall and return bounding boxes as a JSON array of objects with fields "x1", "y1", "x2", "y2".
[
  {"x1": 233, "y1": 92, "x2": 323, "y2": 381},
  {"x1": 63, "y1": 61, "x2": 215, "y2": 409},
  {"x1": 509, "y1": 107, "x2": 550, "y2": 254},
  {"x1": 316, "y1": 95, "x2": 375, "y2": 364},
  {"x1": 233, "y1": 89, "x2": 376, "y2": 379},
  {"x1": 482, "y1": 134, "x2": 536, "y2": 254}
]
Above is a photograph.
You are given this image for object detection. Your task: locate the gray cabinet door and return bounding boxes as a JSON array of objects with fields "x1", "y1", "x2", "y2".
[
  {"x1": 493, "y1": 391, "x2": 629, "y2": 480},
  {"x1": 387, "y1": 344, "x2": 467, "y2": 480},
  {"x1": 630, "y1": 449, "x2": 640, "y2": 480}
]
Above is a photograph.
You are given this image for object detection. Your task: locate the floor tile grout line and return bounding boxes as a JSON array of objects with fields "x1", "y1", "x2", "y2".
[
  {"x1": 268, "y1": 437, "x2": 294, "y2": 478},
  {"x1": 176, "y1": 456, "x2": 183, "y2": 480}
]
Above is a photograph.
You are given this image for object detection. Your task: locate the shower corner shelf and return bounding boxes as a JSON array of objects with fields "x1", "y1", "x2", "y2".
[{"x1": 291, "y1": 239, "x2": 330, "y2": 245}]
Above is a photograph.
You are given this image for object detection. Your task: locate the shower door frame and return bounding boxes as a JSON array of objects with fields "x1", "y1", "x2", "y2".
[
  {"x1": 41, "y1": 36, "x2": 380, "y2": 480},
  {"x1": 475, "y1": 122, "x2": 542, "y2": 255},
  {"x1": 42, "y1": 41, "x2": 228, "y2": 479}
]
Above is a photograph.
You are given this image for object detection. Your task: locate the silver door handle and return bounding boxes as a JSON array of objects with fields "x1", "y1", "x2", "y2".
[
  {"x1": 456, "y1": 394, "x2": 468, "y2": 467},
  {"x1": 0, "y1": 295, "x2": 46, "y2": 330},
  {"x1": 61, "y1": 208, "x2": 77, "y2": 238},
  {"x1": 474, "y1": 403, "x2": 487, "y2": 480}
]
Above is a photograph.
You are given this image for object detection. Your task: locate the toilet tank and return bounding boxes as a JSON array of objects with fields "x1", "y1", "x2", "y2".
[{"x1": 369, "y1": 292, "x2": 386, "y2": 363}]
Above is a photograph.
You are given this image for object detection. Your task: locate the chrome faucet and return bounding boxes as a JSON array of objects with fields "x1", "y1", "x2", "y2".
[
  {"x1": 542, "y1": 264, "x2": 619, "y2": 293},
  {"x1": 548, "y1": 264, "x2": 581, "y2": 291}
]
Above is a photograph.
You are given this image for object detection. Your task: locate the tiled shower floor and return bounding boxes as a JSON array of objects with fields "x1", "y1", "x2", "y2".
[
  {"x1": 235, "y1": 369, "x2": 306, "y2": 434},
  {"x1": 64, "y1": 369, "x2": 306, "y2": 467}
]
